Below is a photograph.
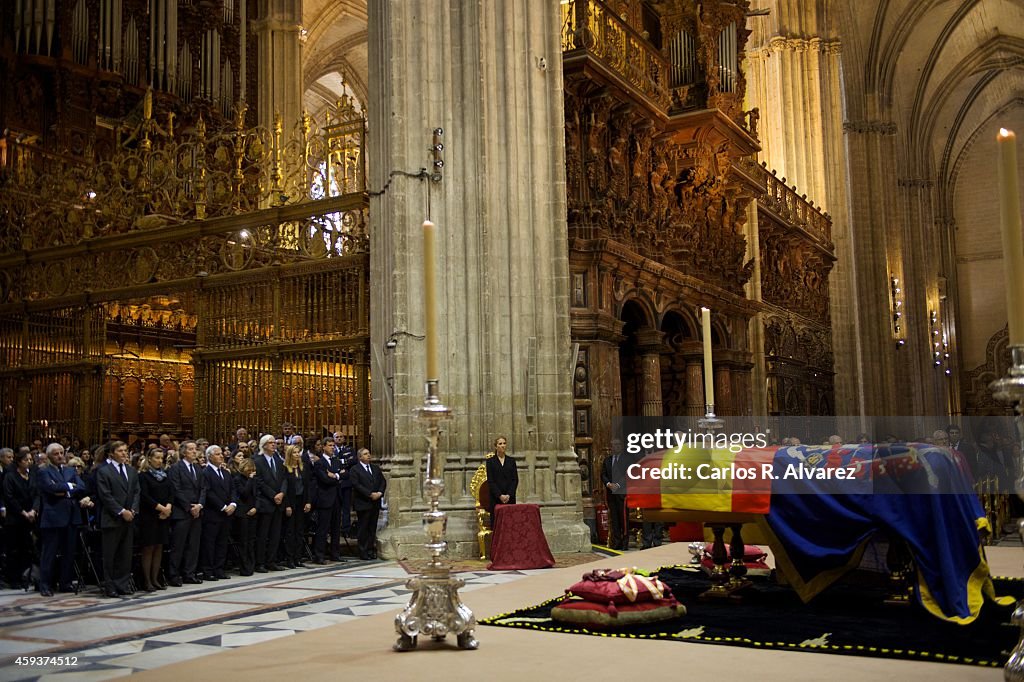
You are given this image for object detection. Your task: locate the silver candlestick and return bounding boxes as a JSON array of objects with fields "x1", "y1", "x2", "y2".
[
  {"x1": 697, "y1": 403, "x2": 724, "y2": 433},
  {"x1": 394, "y1": 380, "x2": 478, "y2": 651},
  {"x1": 990, "y1": 345, "x2": 1024, "y2": 681}
]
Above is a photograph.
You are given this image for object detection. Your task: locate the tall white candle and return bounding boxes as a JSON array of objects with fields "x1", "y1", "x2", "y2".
[
  {"x1": 423, "y1": 220, "x2": 439, "y2": 379},
  {"x1": 701, "y1": 307, "x2": 715, "y2": 412},
  {"x1": 998, "y1": 129, "x2": 1024, "y2": 346}
]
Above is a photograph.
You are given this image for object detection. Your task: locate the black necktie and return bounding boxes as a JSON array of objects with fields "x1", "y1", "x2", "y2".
[
  {"x1": 270, "y1": 457, "x2": 276, "y2": 473},
  {"x1": 188, "y1": 463, "x2": 195, "y2": 480},
  {"x1": 612, "y1": 455, "x2": 619, "y2": 468},
  {"x1": 120, "y1": 464, "x2": 128, "y2": 483}
]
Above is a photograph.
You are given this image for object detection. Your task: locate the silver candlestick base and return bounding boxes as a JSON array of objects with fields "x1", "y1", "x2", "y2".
[
  {"x1": 989, "y1": 346, "x2": 1024, "y2": 681},
  {"x1": 697, "y1": 404, "x2": 724, "y2": 433},
  {"x1": 394, "y1": 380, "x2": 478, "y2": 652}
]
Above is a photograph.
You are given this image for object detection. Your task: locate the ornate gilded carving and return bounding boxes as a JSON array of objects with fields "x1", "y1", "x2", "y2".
[
  {"x1": 561, "y1": 0, "x2": 671, "y2": 110},
  {"x1": 760, "y1": 232, "x2": 833, "y2": 324},
  {"x1": 763, "y1": 313, "x2": 834, "y2": 417},
  {"x1": 963, "y1": 325, "x2": 1013, "y2": 416},
  {"x1": 0, "y1": 97, "x2": 367, "y2": 259}
]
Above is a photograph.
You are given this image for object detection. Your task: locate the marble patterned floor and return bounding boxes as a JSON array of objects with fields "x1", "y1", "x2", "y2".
[{"x1": 0, "y1": 560, "x2": 555, "y2": 681}]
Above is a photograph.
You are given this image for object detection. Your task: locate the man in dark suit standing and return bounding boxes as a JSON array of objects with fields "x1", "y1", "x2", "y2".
[
  {"x1": 167, "y1": 440, "x2": 206, "y2": 586},
  {"x1": 334, "y1": 436, "x2": 356, "y2": 538},
  {"x1": 350, "y1": 448, "x2": 386, "y2": 560},
  {"x1": 600, "y1": 438, "x2": 633, "y2": 550},
  {"x1": 95, "y1": 440, "x2": 140, "y2": 597},
  {"x1": 312, "y1": 438, "x2": 344, "y2": 563},
  {"x1": 254, "y1": 434, "x2": 286, "y2": 572},
  {"x1": 36, "y1": 443, "x2": 94, "y2": 596},
  {"x1": 200, "y1": 445, "x2": 236, "y2": 580}
]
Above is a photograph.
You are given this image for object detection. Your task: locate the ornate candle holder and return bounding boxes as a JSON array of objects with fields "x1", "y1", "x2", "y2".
[
  {"x1": 990, "y1": 346, "x2": 1024, "y2": 680},
  {"x1": 697, "y1": 403, "x2": 724, "y2": 433},
  {"x1": 394, "y1": 380, "x2": 479, "y2": 652}
]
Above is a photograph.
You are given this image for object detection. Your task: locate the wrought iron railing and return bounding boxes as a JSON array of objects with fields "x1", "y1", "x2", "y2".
[{"x1": 561, "y1": 0, "x2": 671, "y2": 111}]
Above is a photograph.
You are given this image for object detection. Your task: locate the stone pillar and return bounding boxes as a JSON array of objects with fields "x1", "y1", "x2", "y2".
[
  {"x1": 745, "y1": 16, "x2": 861, "y2": 423},
  {"x1": 714, "y1": 365, "x2": 732, "y2": 416},
  {"x1": 843, "y1": 122, "x2": 902, "y2": 417},
  {"x1": 369, "y1": 0, "x2": 590, "y2": 558},
  {"x1": 685, "y1": 358, "x2": 704, "y2": 417},
  {"x1": 745, "y1": 200, "x2": 768, "y2": 416},
  {"x1": 635, "y1": 329, "x2": 665, "y2": 417},
  {"x1": 899, "y1": 179, "x2": 945, "y2": 416},
  {"x1": 253, "y1": 0, "x2": 303, "y2": 130}
]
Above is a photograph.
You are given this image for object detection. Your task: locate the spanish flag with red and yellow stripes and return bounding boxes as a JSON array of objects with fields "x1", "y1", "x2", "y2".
[{"x1": 625, "y1": 446, "x2": 774, "y2": 514}]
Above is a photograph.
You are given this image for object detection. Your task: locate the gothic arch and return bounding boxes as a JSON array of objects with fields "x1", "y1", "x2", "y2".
[{"x1": 945, "y1": 97, "x2": 1024, "y2": 212}]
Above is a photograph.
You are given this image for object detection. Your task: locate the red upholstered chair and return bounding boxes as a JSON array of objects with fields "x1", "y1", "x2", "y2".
[{"x1": 471, "y1": 453, "x2": 495, "y2": 559}]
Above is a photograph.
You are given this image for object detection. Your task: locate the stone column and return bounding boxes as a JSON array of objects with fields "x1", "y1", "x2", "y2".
[
  {"x1": 899, "y1": 179, "x2": 945, "y2": 416},
  {"x1": 746, "y1": 21, "x2": 861, "y2": 424},
  {"x1": 635, "y1": 329, "x2": 665, "y2": 417},
  {"x1": 369, "y1": 0, "x2": 590, "y2": 558},
  {"x1": 685, "y1": 357, "x2": 704, "y2": 417},
  {"x1": 714, "y1": 365, "x2": 732, "y2": 416},
  {"x1": 842, "y1": 122, "x2": 902, "y2": 417},
  {"x1": 252, "y1": 0, "x2": 303, "y2": 130},
  {"x1": 745, "y1": 200, "x2": 768, "y2": 416}
]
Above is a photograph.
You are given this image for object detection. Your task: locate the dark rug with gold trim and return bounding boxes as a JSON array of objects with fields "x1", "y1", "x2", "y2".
[{"x1": 480, "y1": 566, "x2": 1023, "y2": 668}]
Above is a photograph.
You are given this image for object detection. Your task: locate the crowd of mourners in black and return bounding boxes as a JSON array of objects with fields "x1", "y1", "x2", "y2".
[{"x1": 0, "y1": 424, "x2": 388, "y2": 598}]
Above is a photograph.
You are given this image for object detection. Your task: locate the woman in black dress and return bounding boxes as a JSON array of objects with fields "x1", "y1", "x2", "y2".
[
  {"x1": 282, "y1": 445, "x2": 312, "y2": 568},
  {"x1": 138, "y1": 449, "x2": 173, "y2": 591},
  {"x1": 485, "y1": 436, "x2": 519, "y2": 527},
  {"x1": 3, "y1": 450, "x2": 37, "y2": 588},
  {"x1": 232, "y1": 458, "x2": 258, "y2": 575}
]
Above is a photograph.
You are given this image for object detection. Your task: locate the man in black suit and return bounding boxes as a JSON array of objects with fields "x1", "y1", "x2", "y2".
[
  {"x1": 200, "y1": 445, "x2": 236, "y2": 580},
  {"x1": 95, "y1": 440, "x2": 140, "y2": 597},
  {"x1": 254, "y1": 434, "x2": 286, "y2": 572},
  {"x1": 334, "y1": 434, "x2": 356, "y2": 537},
  {"x1": 350, "y1": 448, "x2": 386, "y2": 560},
  {"x1": 228, "y1": 427, "x2": 249, "y2": 455},
  {"x1": 312, "y1": 438, "x2": 344, "y2": 563},
  {"x1": 36, "y1": 443, "x2": 94, "y2": 596},
  {"x1": 600, "y1": 438, "x2": 633, "y2": 550},
  {"x1": 167, "y1": 440, "x2": 206, "y2": 586}
]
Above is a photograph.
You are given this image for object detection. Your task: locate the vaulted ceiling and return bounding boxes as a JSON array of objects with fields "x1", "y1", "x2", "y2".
[{"x1": 301, "y1": 0, "x2": 368, "y2": 119}]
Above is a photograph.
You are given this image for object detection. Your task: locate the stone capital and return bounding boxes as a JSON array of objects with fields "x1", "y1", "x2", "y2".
[{"x1": 634, "y1": 328, "x2": 667, "y2": 353}]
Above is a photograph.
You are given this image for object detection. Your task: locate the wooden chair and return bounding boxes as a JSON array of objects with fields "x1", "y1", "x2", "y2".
[{"x1": 470, "y1": 453, "x2": 495, "y2": 560}]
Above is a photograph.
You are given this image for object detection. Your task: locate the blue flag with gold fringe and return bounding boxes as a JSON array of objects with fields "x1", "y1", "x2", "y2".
[{"x1": 763, "y1": 443, "x2": 1011, "y2": 623}]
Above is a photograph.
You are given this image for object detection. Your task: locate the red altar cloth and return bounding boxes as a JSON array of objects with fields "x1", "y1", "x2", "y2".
[{"x1": 487, "y1": 504, "x2": 556, "y2": 570}]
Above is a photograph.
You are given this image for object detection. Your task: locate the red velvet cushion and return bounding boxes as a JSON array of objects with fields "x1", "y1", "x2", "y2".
[
  {"x1": 703, "y1": 542, "x2": 767, "y2": 563},
  {"x1": 566, "y1": 574, "x2": 667, "y2": 604},
  {"x1": 551, "y1": 596, "x2": 686, "y2": 628}
]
